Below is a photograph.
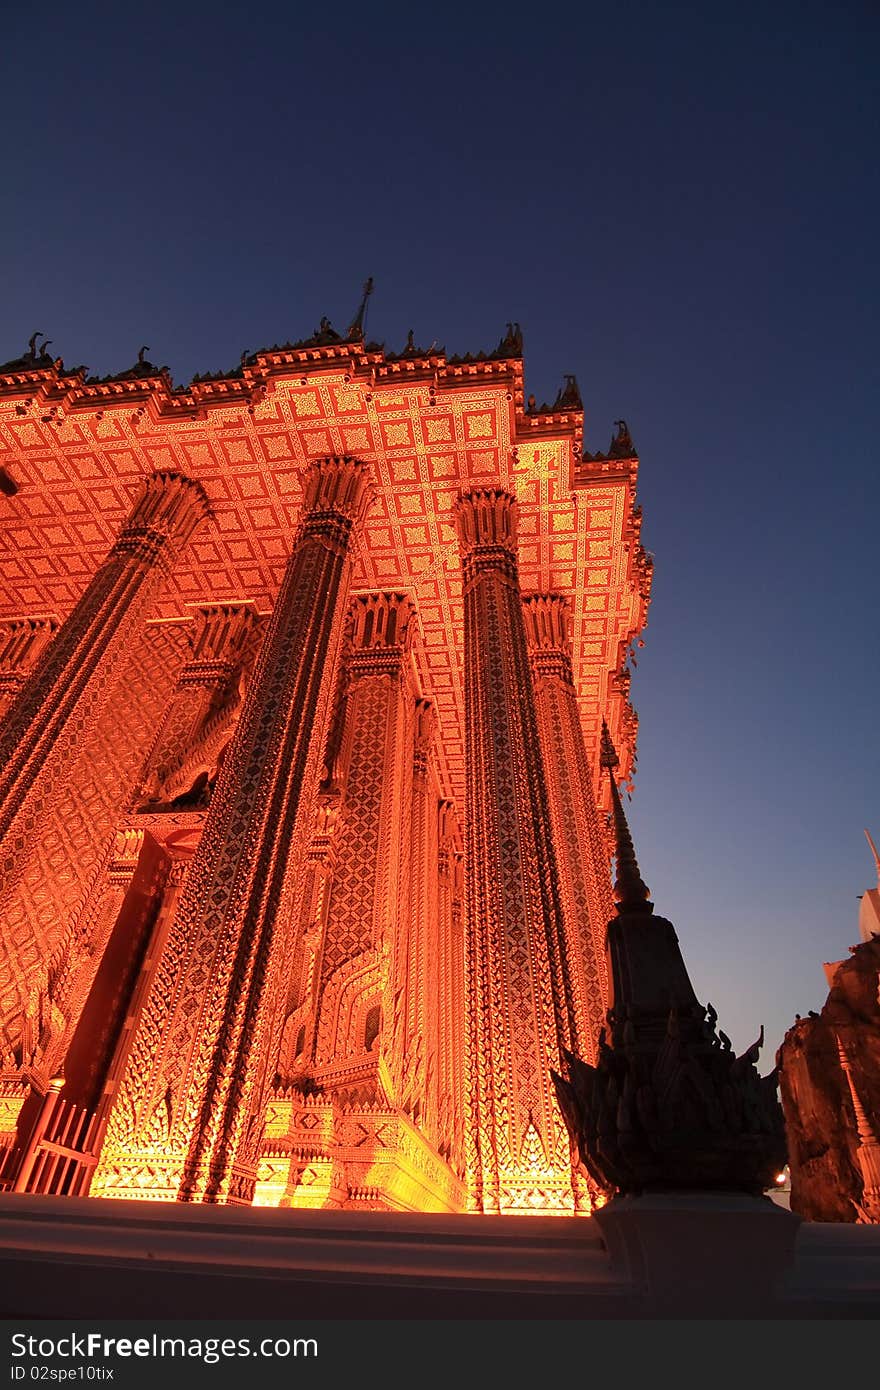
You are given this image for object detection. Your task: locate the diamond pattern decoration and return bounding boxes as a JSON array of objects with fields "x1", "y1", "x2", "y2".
[{"x1": 0, "y1": 363, "x2": 649, "y2": 813}]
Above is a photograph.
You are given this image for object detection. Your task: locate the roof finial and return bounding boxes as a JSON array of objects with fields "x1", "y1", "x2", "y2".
[
  {"x1": 609, "y1": 419, "x2": 636, "y2": 456},
  {"x1": 865, "y1": 829, "x2": 880, "y2": 889},
  {"x1": 347, "y1": 276, "x2": 374, "y2": 341},
  {"x1": 836, "y1": 1032, "x2": 880, "y2": 1149},
  {"x1": 600, "y1": 719, "x2": 652, "y2": 913}
]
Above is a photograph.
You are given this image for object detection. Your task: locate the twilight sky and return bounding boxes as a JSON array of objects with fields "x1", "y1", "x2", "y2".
[{"x1": 3, "y1": 2, "x2": 878, "y2": 1061}]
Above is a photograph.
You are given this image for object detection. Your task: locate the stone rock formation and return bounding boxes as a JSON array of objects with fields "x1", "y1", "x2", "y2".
[{"x1": 777, "y1": 935, "x2": 880, "y2": 1223}]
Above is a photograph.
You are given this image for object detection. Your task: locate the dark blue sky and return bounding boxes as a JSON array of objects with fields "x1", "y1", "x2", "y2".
[{"x1": 3, "y1": 2, "x2": 878, "y2": 1059}]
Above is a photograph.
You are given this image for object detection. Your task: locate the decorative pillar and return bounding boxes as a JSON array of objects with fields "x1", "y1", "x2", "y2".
[
  {"x1": 398, "y1": 699, "x2": 439, "y2": 1130},
  {"x1": 92, "y1": 458, "x2": 373, "y2": 1205},
  {"x1": 274, "y1": 792, "x2": 341, "y2": 1079},
  {"x1": 522, "y1": 594, "x2": 613, "y2": 1057},
  {"x1": 0, "y1": 618, "x2": 59, "y2": 720},
  {"x1": 0, "y1": 473, "x2": 210, "y2": 906},
  {"x1": 137, "y1": 602, "x2": 260, "y2": 809},
  {"x1": 312, "y1": 592, "x2": 417, "y2": 1098},
  {"x1": 0, "y1": 476, "x2": 208, "y2": 1066},
  {"x1": 455, "y1": 488, "x2": 581, "y2": 1214},
  {"x1": 437, "y1": 799, "x2": 465, "y2": 1175}
]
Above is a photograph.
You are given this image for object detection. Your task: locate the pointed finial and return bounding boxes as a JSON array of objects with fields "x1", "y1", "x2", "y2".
[
  {"x1": 137, "y1": 346, "x2": 149, "y2": 364},
  {"x1": 836, "y1": 1032, "x2": 880, "y2": 1148},
  {"x1": 865, "y1": 830, "x2": 880, "y2": 889},
  {"x1": 601, "y1": 719, "x2": 652, "y2": 913},
  {"x1": 347, "y1": 276, "x2": 374, "y2": 340}
]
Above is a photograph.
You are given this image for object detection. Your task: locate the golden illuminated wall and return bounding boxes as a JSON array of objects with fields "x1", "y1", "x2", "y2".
[{"x1": 0, "y1": 334, "x2": 650, "y2": 1211}]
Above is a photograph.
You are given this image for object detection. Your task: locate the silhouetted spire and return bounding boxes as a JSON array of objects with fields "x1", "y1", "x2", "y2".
[
  {"x1": 600, "y1": 719, "x2": 651, "y2": 913},
  {"x1": 553, "y1": 725, "x2": 786, "y2": 1198}
]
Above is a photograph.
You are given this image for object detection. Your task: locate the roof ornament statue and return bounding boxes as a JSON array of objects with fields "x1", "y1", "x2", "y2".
[
  {"x1": 552, "y1": 373, "x2": 582, "y2": 412},
  {"x1": 400, "y1": 328, "x2": 427, "y2": 357},
  {"x1": 122, "y1": 347, "x2": 160, "y2": 379},
  {"x1": 0, "y1": 332, "x2": 61, "y2": 375},
  {"x1": 308, "y1": 315, "x2": 342, "y2": 346},
  {"x1": 551, "y1": 718, "x2": 786, "y2": 1198},
  {"x1": 494, "y1": 322, "x2": 523, "y2": 357},
  {"x1": 345, "y1": 276, "x2": 374, "y2": 341},
  {"x1": 609, "y1": 418, "x2": 636, "y2": 456}
]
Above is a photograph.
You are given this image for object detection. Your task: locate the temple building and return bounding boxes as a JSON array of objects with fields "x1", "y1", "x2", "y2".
[{"x1": 0, "y1": 312, "x2": 651, "y2": 1214}]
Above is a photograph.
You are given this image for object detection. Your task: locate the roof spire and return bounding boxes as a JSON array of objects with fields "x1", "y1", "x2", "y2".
[
  {"x1": 865, "y1": 829, "x2": 880, "y2": 889},
  {"x1": 836, "y1": 1032, "x2": 880, "y2": 1149},
  {"x1": 600, "y1": 719, "x2": 652, "y2": 913},
  {"x1": 347, "y1": 276, "x2": 374, "y2": 341}
]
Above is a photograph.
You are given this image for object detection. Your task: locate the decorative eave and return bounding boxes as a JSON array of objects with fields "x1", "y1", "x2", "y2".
[{"x1": 0, "y1": 338, "x2": 531, "y2": 421}]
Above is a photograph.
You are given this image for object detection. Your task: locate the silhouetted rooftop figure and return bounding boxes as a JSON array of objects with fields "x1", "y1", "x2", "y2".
[{"x1": 552, "y1": 374, "x2": 582, "y2": 411}]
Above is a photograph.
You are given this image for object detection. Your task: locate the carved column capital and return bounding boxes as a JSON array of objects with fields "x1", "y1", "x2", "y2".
[
  {"x1": 522, "y1": 594, "x2": 574, "y2": 683},
  {"x1": 298, "y1": 457, "x2": 374, "y2": 552},
  {"x1": 0, "y1": 616, "x2": 60, "y2": 673},
  {"x1": 0, "y1": 617, "x2": 59, "y2": 715},
  {"x1": 455, "y1": 489, "x2": 519, "y2": 587},
  {"x1": 345, "y1": 592, "x2": 416, "y2": 678},
  {"x1": 177, "y1": 603, "x2": 260, "y2": 690},
  {"x1": 112, "y1": 472, "x2": 211, "y2": 572}
]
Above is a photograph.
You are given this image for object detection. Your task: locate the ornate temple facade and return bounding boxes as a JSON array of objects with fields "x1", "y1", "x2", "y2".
[{"x1": 0, "y1": 319, "x2": 651, "y2": 1214}]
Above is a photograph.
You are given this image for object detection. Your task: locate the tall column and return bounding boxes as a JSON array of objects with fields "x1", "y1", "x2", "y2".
[
  {"x1": 522, "y1": 594, "x2": 613, "y2": 1057},
  {"x1": 456, "y1": 488, "x2": 581, "y2": 1214},
  {"x1": 0, "y1": 473, "x2": 209, "y2": 908},
  {"x1": 92, "y1": 457, "x2": 373, "y2": 1205},
  {"x1": 0, "y1": 618, "x2": 58, "y2": 720},
  {"x1": 401, "y1": 699, "x2": 440, "y2": 1132},
  {"x1": 274, "y1": 793, "x2": 341, "y2": 1079},
  {"x1": 312, "y1": 592, "x2": 417, "y2": 1096},
  {"x1": 437, "y1": 799, "x2": 465, "y2": 1175}
]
